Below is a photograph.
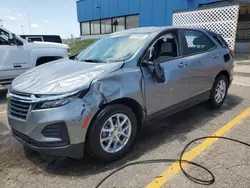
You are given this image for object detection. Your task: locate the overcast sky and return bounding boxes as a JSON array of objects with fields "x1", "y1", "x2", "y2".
[{"x1": 0, "y1": 0, "x2": 79, "y2": 39}]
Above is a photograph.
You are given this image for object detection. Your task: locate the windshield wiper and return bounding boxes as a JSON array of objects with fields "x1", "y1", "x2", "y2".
[{"x1": 81, "y1": 59, "x2": 106, "y2": 63}]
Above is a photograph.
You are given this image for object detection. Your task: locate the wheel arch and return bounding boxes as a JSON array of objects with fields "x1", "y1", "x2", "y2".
[
  {"x1": 36, "y1": 56, "x2": 63, "y2": 66},
  {"x1": 215, "y1": 70, "x2": 230, "y2": 84}
]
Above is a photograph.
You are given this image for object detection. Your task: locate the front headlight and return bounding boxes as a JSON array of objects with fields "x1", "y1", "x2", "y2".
[
  {"x1": 34, "y1": 89, "x2": 89, "y2": 109},
  {"x1": 36, "y1": 96, "x2": 76, "y2": 109}
]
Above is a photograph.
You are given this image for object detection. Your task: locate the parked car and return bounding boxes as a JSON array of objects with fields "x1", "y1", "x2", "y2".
[
  {"x1": 20, "y1": 35, "x2": 62, "y2": 43},
  {"x1": 0, "y1": 26, "x2": 69, "y2": 85},
  {"x1": 8, "y1": 27, "x2": 234, "y2": 161}
]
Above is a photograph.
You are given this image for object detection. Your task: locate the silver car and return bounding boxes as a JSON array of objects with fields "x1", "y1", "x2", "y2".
[{"x1": 7, "y1": 27, "x2": 234, "y2": 161}]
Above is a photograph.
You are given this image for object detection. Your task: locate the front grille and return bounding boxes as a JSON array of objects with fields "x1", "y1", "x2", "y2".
[
  {"x1": 12, "y1": 129, "x2": 69, "y2": 147},
  {"x1": 8, "y1": 92, "x2": 33, "y2": 120}
]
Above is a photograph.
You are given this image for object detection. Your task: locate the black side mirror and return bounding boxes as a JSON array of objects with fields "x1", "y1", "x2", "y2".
[
  {"x1": 153, "y1": 61, "x2": 165, "y2": 83},
  {"x1": 69, "y1": 54, "x2": 78, "y2": 60},
  {"x1": 8, "y1": 34, "x2": 18, "y2": 45},
  {"x1": 142, "y1": 50, "x2": 154, "y2": 66}
]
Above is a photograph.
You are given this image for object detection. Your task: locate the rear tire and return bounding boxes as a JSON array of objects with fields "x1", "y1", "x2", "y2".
[
  {"x1": 87, "y1": 104, "x2": 137, "y2": 162},
  {"x1": 208, "y1": 75, "x2": 228, "y2": 109}
]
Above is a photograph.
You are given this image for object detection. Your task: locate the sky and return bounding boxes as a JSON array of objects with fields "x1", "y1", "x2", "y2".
[{"x1": 0, "y1": 0, "x2": 79, "y2": 39}]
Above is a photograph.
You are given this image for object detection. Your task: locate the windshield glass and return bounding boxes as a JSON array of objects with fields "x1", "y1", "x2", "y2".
[{"x1": 76, "y1": 33, "x2": 150, "y2": 62}]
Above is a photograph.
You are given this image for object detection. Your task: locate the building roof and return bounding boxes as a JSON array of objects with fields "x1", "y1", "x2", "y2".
[{"x1": 199, "y1": 0, "x2": 250, "y2": 7}]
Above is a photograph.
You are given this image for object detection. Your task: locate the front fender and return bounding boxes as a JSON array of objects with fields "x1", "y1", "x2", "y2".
[{"x1": 79, "y1": 68, "x2": 145, "y2": 131}]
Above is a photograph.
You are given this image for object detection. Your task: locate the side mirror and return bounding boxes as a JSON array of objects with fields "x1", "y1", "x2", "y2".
[
  {"x1": 153, "y1": 62, "x2": 165, "y2": 83},
  {"x1": 142, "y1": 59, "x2": 154, "y2": 66},
  {"x1": 8, "y1": 34, "x2": 23, "y2": 46},
  {"x1": 69, "y1": 53, "x2": 78, "y2": 60},
  {"x1": 142, "y1": 50, "x2": 154, "y2": 66},
  {"x1": 8, "y1": 33, "x2": 17, "y2": 45}
]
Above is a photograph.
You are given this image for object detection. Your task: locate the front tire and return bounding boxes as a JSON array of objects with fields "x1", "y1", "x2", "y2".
[
  {"x1": 87, "y1": 104, "x2": 137, "y2": 162},
  {"x1": 208, "y1": 75, "x2": 228, "y2": 109}
]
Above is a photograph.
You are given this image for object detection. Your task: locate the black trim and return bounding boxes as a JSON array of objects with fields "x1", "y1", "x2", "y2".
[
  {"x1": 12, "y1": 129, "x2": 69, "y2": 147},
  {"x1": 41, "y1": 122, "x2": 70, "y2": 143},
  {"x1": 80, "y1": 22, "x2": 82, "y2": 36},
  {"x1": 12, "y1": 129, "x2": 84, "y2": 158},
  {"x1": 142, "y1": 90, "x2": 211, "y2": 124}
]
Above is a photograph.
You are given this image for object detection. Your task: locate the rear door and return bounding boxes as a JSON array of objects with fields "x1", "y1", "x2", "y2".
[{"x1": 179, "y1": 29, "x2": 219, "y2": 97}]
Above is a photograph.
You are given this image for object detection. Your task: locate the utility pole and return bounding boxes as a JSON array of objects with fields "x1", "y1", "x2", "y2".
[
  {"x1": 28, "y1": 14, "x2": 32, "y2": 34},
  {"x1": 21, "y1": 25, "x2": 24, "y2": 34}
]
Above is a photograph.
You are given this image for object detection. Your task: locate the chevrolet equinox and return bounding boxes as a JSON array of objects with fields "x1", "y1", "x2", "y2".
[{"x1": 8, "y1": 27, "x2": 234, "y2": 161}]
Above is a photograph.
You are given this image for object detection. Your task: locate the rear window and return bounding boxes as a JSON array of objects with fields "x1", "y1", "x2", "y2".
[{"x1": 28, "y1": 37, "x2": 43, "y2": 42}]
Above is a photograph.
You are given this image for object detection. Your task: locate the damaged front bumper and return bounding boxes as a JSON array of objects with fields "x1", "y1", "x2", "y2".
[{"x1": 8, "y1": 92, "x2": 97, "y2": 158}]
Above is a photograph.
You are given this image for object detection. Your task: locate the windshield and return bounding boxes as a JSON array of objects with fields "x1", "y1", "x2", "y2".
[{"x1": 76, "y1": 33, "x2": 150, "y2": 62}]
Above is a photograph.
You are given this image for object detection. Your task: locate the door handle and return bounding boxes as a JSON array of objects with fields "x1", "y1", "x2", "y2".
[
  {"x1": 212, "y1": 54, "x2": 219, "y2": 59},
  {"x1": 178, "y1": 62, "x2": 184, "y2": 67},
  {"x1": 14, "y1": 65, "x2": 22, "y2": 68},
  {"x1": 178, "y1": 62, "x2": 188, "y2": 68}
]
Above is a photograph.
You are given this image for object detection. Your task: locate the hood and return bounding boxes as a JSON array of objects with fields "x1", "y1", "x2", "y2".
[
  {"x1": 27, "y1": 41, "x2": 69, "y2": 49},
  {"x1": 11, "y1": 59, "x2": 124, "y2": 95}
]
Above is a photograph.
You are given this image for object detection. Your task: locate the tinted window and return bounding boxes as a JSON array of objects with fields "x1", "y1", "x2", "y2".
[
  {"x1": 126, "y1": 15, "x2": 139, "y2": 29},
  {"x1": 213, "y1": 35, "x2": 223, "y2": 46},
  {"x1": 28, "y1": 37, "x2": 43, "y2": 42},
  {"x1": 101, "y1": 19, "x2": 112, "y2": 34},
  {"x1": 181, "y1": 30, "x2": 215, "y2": 56},
  {"x1": 43, "y1": 36, "x2": 62, "y2": 43},
  {"x1": 113, "y1": 17, "x2": 125, "y2": 32},
  {"x1": 91, "y1": 20, "x2": 100, "y2": 34},
  {"x1": 0, "y1": 29, "x2": 10, "y2": 45},
  {"x1": 81, "y1": 22, "x2": 90, "y2": 35},
  {"x1": 152, "y1": 32, "x2": 179, "y2": 63},
  {"x1": 217, "y1": 35, "x2": 229, "y2": 48}
]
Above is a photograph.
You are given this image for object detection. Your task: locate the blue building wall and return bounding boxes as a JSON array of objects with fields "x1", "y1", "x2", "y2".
[{"x1": 77, "y1": 0, "x2": 219, "y2": 26}]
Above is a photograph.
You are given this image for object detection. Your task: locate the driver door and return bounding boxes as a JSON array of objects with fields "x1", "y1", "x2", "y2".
[
  {"x1": 0, "y1": 29, "x2": 30, "y2": 80},
  {"x1": 141, "y1": 30, "x2": 190, "y2": 115}
]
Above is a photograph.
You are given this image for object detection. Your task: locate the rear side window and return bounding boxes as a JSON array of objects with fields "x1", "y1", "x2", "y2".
[
  {"x1": 217, "y1": 35, "x2": 229, "y2": 48},
  {"x1": 28, "y1": 37, "x2": 43, "y2": 42},
  {"x1": 180, "y1": 30, "x2": 215, "y2": 56},
  {"x1": 213, "y1": 35, "x2": 224, "y2": 46}
]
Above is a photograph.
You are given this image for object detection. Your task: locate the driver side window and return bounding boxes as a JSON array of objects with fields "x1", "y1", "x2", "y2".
[
  {"x1": 150, "y1": 32, "x2": 179, "y2": 63},
  {"x1": 0, "y1": 29, "x2": 10, "y2": 45}
]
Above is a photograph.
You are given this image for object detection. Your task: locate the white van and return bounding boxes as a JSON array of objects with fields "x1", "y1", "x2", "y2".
[{"x1": 0, "y1": 27, "x2": 69, "y2": 85}]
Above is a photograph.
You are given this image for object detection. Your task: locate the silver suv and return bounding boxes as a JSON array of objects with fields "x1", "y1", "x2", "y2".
[{"x1": 8, "y1": 27, "x2": 234, "y2": 161}]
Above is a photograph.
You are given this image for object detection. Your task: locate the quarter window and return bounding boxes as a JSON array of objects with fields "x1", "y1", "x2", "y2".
[{"x1": 181, "y1": 30, "x2": 215, "y2": 56}]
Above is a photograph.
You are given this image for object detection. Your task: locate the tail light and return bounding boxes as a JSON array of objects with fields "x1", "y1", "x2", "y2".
[{"x1": 230, "y1": 50, "x2": 235, "y2": 57}]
